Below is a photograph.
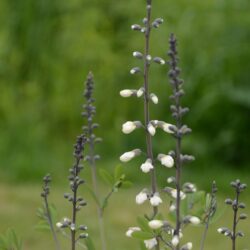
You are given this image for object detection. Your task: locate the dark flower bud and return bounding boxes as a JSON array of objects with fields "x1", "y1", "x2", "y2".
[
  {"x1": 239, "y1": 213, "x2": 247, "y2": 220},
  {"x1": 225, "y1": 198, "x2": 233, "y2": 205},
  {"x1": 131, "y1": 24, "x2": 142, "y2": 31},
  {"x1": 238, "y1": 202, "x2": 246, "y2": 209}
]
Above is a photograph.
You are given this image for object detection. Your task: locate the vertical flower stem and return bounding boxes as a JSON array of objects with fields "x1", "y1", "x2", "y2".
[
  {"x1": 143, "y1": 0, "x2": 158, "y2": 217},
  {"x1": 44, "y1": 195, "x2": 61, "y2": 250},
  {"x1": 232, "y1": 190, "x2": 239, "y2": 250},
  {"x1": 71, "y1": 158, "x2": 80, "y2": 250},
  {"x1": 143, "y1": 1, "x2": 159, "y2": 249},
  {"x1": 88, "y1": 134, "x2": 107, "y2": 250}
]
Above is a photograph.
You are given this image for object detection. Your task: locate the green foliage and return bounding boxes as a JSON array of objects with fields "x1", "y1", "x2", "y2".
[
  {"x1": 0, "y1": 229, "x2": 22, "y2": 250},
  {"x1": 36, "y1": 204, "x2": 59, "y2": 232},
  {"x1": 0, "y1": 0, "x2": 249, "y2": 182}
]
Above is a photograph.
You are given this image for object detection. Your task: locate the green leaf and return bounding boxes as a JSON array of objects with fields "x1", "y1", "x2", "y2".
[
  {"x1": 85, "y1": 237, "x2": 96, "y2": 250},
  {"x1": 99, "y1": 169, "x2": 114, "y2": 185},
  {"x1": 114, "y1": 165, "x2": 123, "y2": 180},
  {"x1": 35, "y1": 221, "x2": 51, "y2": 232},
  {"x1": 136, "y1": 217, "x2": 151, "y2": 233},
  {"x1": 120, "y1": 181, "x2": 133, "y2": 189},
  {"x1": 132, "y1": 231, "x2": 153, "y2": 240}
]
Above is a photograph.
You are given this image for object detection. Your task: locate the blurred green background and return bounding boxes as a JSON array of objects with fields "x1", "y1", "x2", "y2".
[
  {"x1": 0, "y1": 0, "x2": 250, "y2": 182},
  {"x1": 0, "y1": 0, "x2": 250, "y2": 249}
]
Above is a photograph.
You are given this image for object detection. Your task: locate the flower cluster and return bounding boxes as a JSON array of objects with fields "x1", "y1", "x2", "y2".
[{"x1": 217, "y1": 179, "x2": 247, "y2": 249}]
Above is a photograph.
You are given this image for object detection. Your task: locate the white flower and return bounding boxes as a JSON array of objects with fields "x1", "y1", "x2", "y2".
[
  {"x1": 126, "y1": 227, "x2": 141, "y2": 237},
  {"x1": 140, "y1": 159, "x2": 154, "y2": 173},
  {"x1": 148, "y1": 220, "x2": 163, "y2": 229},
  {"x1": 144, "y1": 238, "x2": 157, "y2": 249},
  {"x1": 150, "y1": 93, "x2": 158, "y2": 104},
  {"x1": 122, "y1": 121, "x2": 137, "y2": 134},
  {"x1": 147, "y1": 123, "x2": 156, "y2": 136},
  {"x1": 169, "y1": 203, "x2": 176, "y2": 212},
  {"x1": 217, "y1": 228, "x2": 223, "y2": 234},
  {"x1": 136, "y1": 191, "x2": 148, "y2": 204},
  {"x1": 167, "y1": 176, "x2": 175, "y2": 183},
  {"x1": 130, "y1": 67, "x2": 141, "y2": 74},
  {"x1": 162, "y1": 122, "x2": 174, "y2": 133},
  {"x1": 120, "y1": 89, "x2": 136, "y2": 97},
  {"x1": 146, "y1": 55, "x2": 152, "y2": 61},
  {"x1": 137, "y1": 87, "x2": 144, "y2": 97},
  {"x1": 150, "y1": 193, "x2": 162, "y2": 206},
  {"x1": 120, "y1": 149, "x2": 141, "y2": 162},
  {"x1": 170, "y1": 189, "x2": 186, "y2": 200},
  {"x1": 158, "y1": 154, "x2": 174, "y2": 168},
  {"x1": 70, "y1": 223, "x2": 76, "y2": 231},
  {"x1": 181, "y1": 242, "x2": 193, "y2": 250},
  {"x1": 133, "y1": 51, "x2": 143, "y2": 59},
  {"x1": 56, "y1": 222, "x2": 63, "y2": 228},
  {"x1": 172, "y1": 235, "x2": 179, "y2": 247},
  {"x1": 189, "y1": 216, "x2": 200, "y2": 225}
]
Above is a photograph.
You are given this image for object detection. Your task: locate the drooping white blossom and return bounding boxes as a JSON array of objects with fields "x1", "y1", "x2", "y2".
[
  {"x1": 120, "y1": 89, "x2": 136, "y2": 97},
  {"x1": 147, "y1": 123, "x2": 156, "y2": 136},
  {"x1": 144, "y1": 238, "x2": 157, "y2": 249},
  {"x1": 150, "y1": 193, "x2": 162, "y2": 206},
  {"x1": 169, "y1": 188, "x2": 186, "y2": 200},
  {"x1": 120, "y1": 149, "x2": 141, "y2": 162},
  {"x1": 181, "y1": 242, "x2": 193, "y2": 250},
  {"x1": 140, "y1": 159, "x2": 154, "y2": 173},
  {"x1": 126, "y1": 227, "x2": 141, "y2": 237},
  {"x1": 137, "y1": 87, "x2": 144, "y2": 97},
  {"x1": 150, "y1": 93, "x2": 158, "y2": 104},
  {"x1": 56, "y1": 222, "x2": 63, "y2": 228},
  {"x1": 158, "y1": 154, "x2": 174, "y2": 168},
  {"x1": 136, "y1": 191, "x2": 148, "y2": 204},
  {"x1": 189, "y1": 216, "x2": 200, "y2": 225},
  {"x1": 171, "y1": 235, "x2": 179, "y2": 247},
  {"x1": 161, "y1": 122, "x2": 174, "y2": 133},
  {"x1": 148, "y1": 220, "x2": 163, "y2": 229},
  {"x1": 122, "y1": 121, "x2": 137, "y2": 134}
]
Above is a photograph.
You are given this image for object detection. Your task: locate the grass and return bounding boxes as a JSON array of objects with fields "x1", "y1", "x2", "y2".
[{"x1": 0, "y1": 178, "x2": 249, "y2": 250}]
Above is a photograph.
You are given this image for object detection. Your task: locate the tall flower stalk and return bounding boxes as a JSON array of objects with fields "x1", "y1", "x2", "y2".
[
  {"x1": 217, "y1": 179, "x2": 247, "y2": 250},
  {"x1": 56, "y1": 135, "x2": 88, "y2": 250},
  {"x1": 41, "y1": 174, "x2": 61, "y2": 250},
  {"x1": 167, "y1": 33, "x2": 194, "y2": 250},
  {"x1": 120, "y1": 1, "x2": 168, "y2": 249},
  {"x1": 82, "y1": 72, "x2": 106, "y2": 250}
]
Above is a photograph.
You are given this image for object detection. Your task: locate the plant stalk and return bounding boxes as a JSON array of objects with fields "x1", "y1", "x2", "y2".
[
  {"x1": 232, "y1": 190, "x2": 239, "y2": 250},
  {"x1": 44, "y1": 196, "x2": 61, "y2": 250},
  {"x1": 143, "y1": 1, "x2": 159, "y2": 249}
]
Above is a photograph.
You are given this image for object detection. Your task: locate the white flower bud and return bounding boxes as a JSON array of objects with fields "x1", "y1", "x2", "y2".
[
  {"x1": 130, "y1": 67, "x2": 141, "y2": 74},
  {"x1": 131, "y1": 24, "x2": 142, "y2": 31},
  {"x1": 167, "y1": 176, "x2": 175, "y2": 183},
  {"x1": 120, "y1": 89, "x2": 136, "y2": 97},
  {"x1": 120, "y1": 149, "x2": 141, "y2": 162},
  {"x1": 171, "y1": 235, "x2": 179, "y2": 247},
  {"x1": 189, "y1": 216, "x2": 200, "y2": 225},
  {"x1": 169, "y1": 203, "x2": 176, "y2": 212},
  {"x1": 126, "y1": 227, "x2": 141, "y2": 237},
  {"x1": 70, "y1": 223, "x2": 76, "y2": 231},
  {"x1": 153, "y1": 57, "x2": 165, "y2": 65},
  {"x1": 217, "y1": 228, "x2": 223, "y2": 234},
  {"x1": 147, "y1": 123, "x2": 156, "y2": 136},
  {"x1": 146, "y1": 55, "x2": 152, "y2": 61},
  {"x1": 158, "y1": 154, "x2": 174, "y2": 168},
  {"x1": 144, "y1": 238, "x2": 157, "y2": 249},
  {"x1": 133, "y1": 51, "x2": 143, "y2": 59},
  {"x1": 162, "y1": 122, "x2": 174, "y2": 133},
  {"x1": 56, "y1": 222, "x2": 63, "y2": 228},
  {"x1": 181, "y1": 242, "x2": 193, "y2": 250},
  {"x1": 170, "y1": 189, "x2": 186, "y2": 200},
  {"x1": 136, "y1": 191, "x2": 148, "y2": 204},
  {"x1": 150, "y1": 93, "x2": 158, "y2": 104},
  {"x1": 150, "y1": 193, "x2": 162, "y2": 207},
  {"x1": 148, "y1": 220, "x2": 163, "y2": 229},
  {"x1": 140, "y1": 159, "x2": 154, "y2": 173},
  {"x1": 122, "y1": 121, "x2": 137, "y2": 134},
  {"x1": 137, "y1": 87, "x2": 144, "y2": 97}
]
